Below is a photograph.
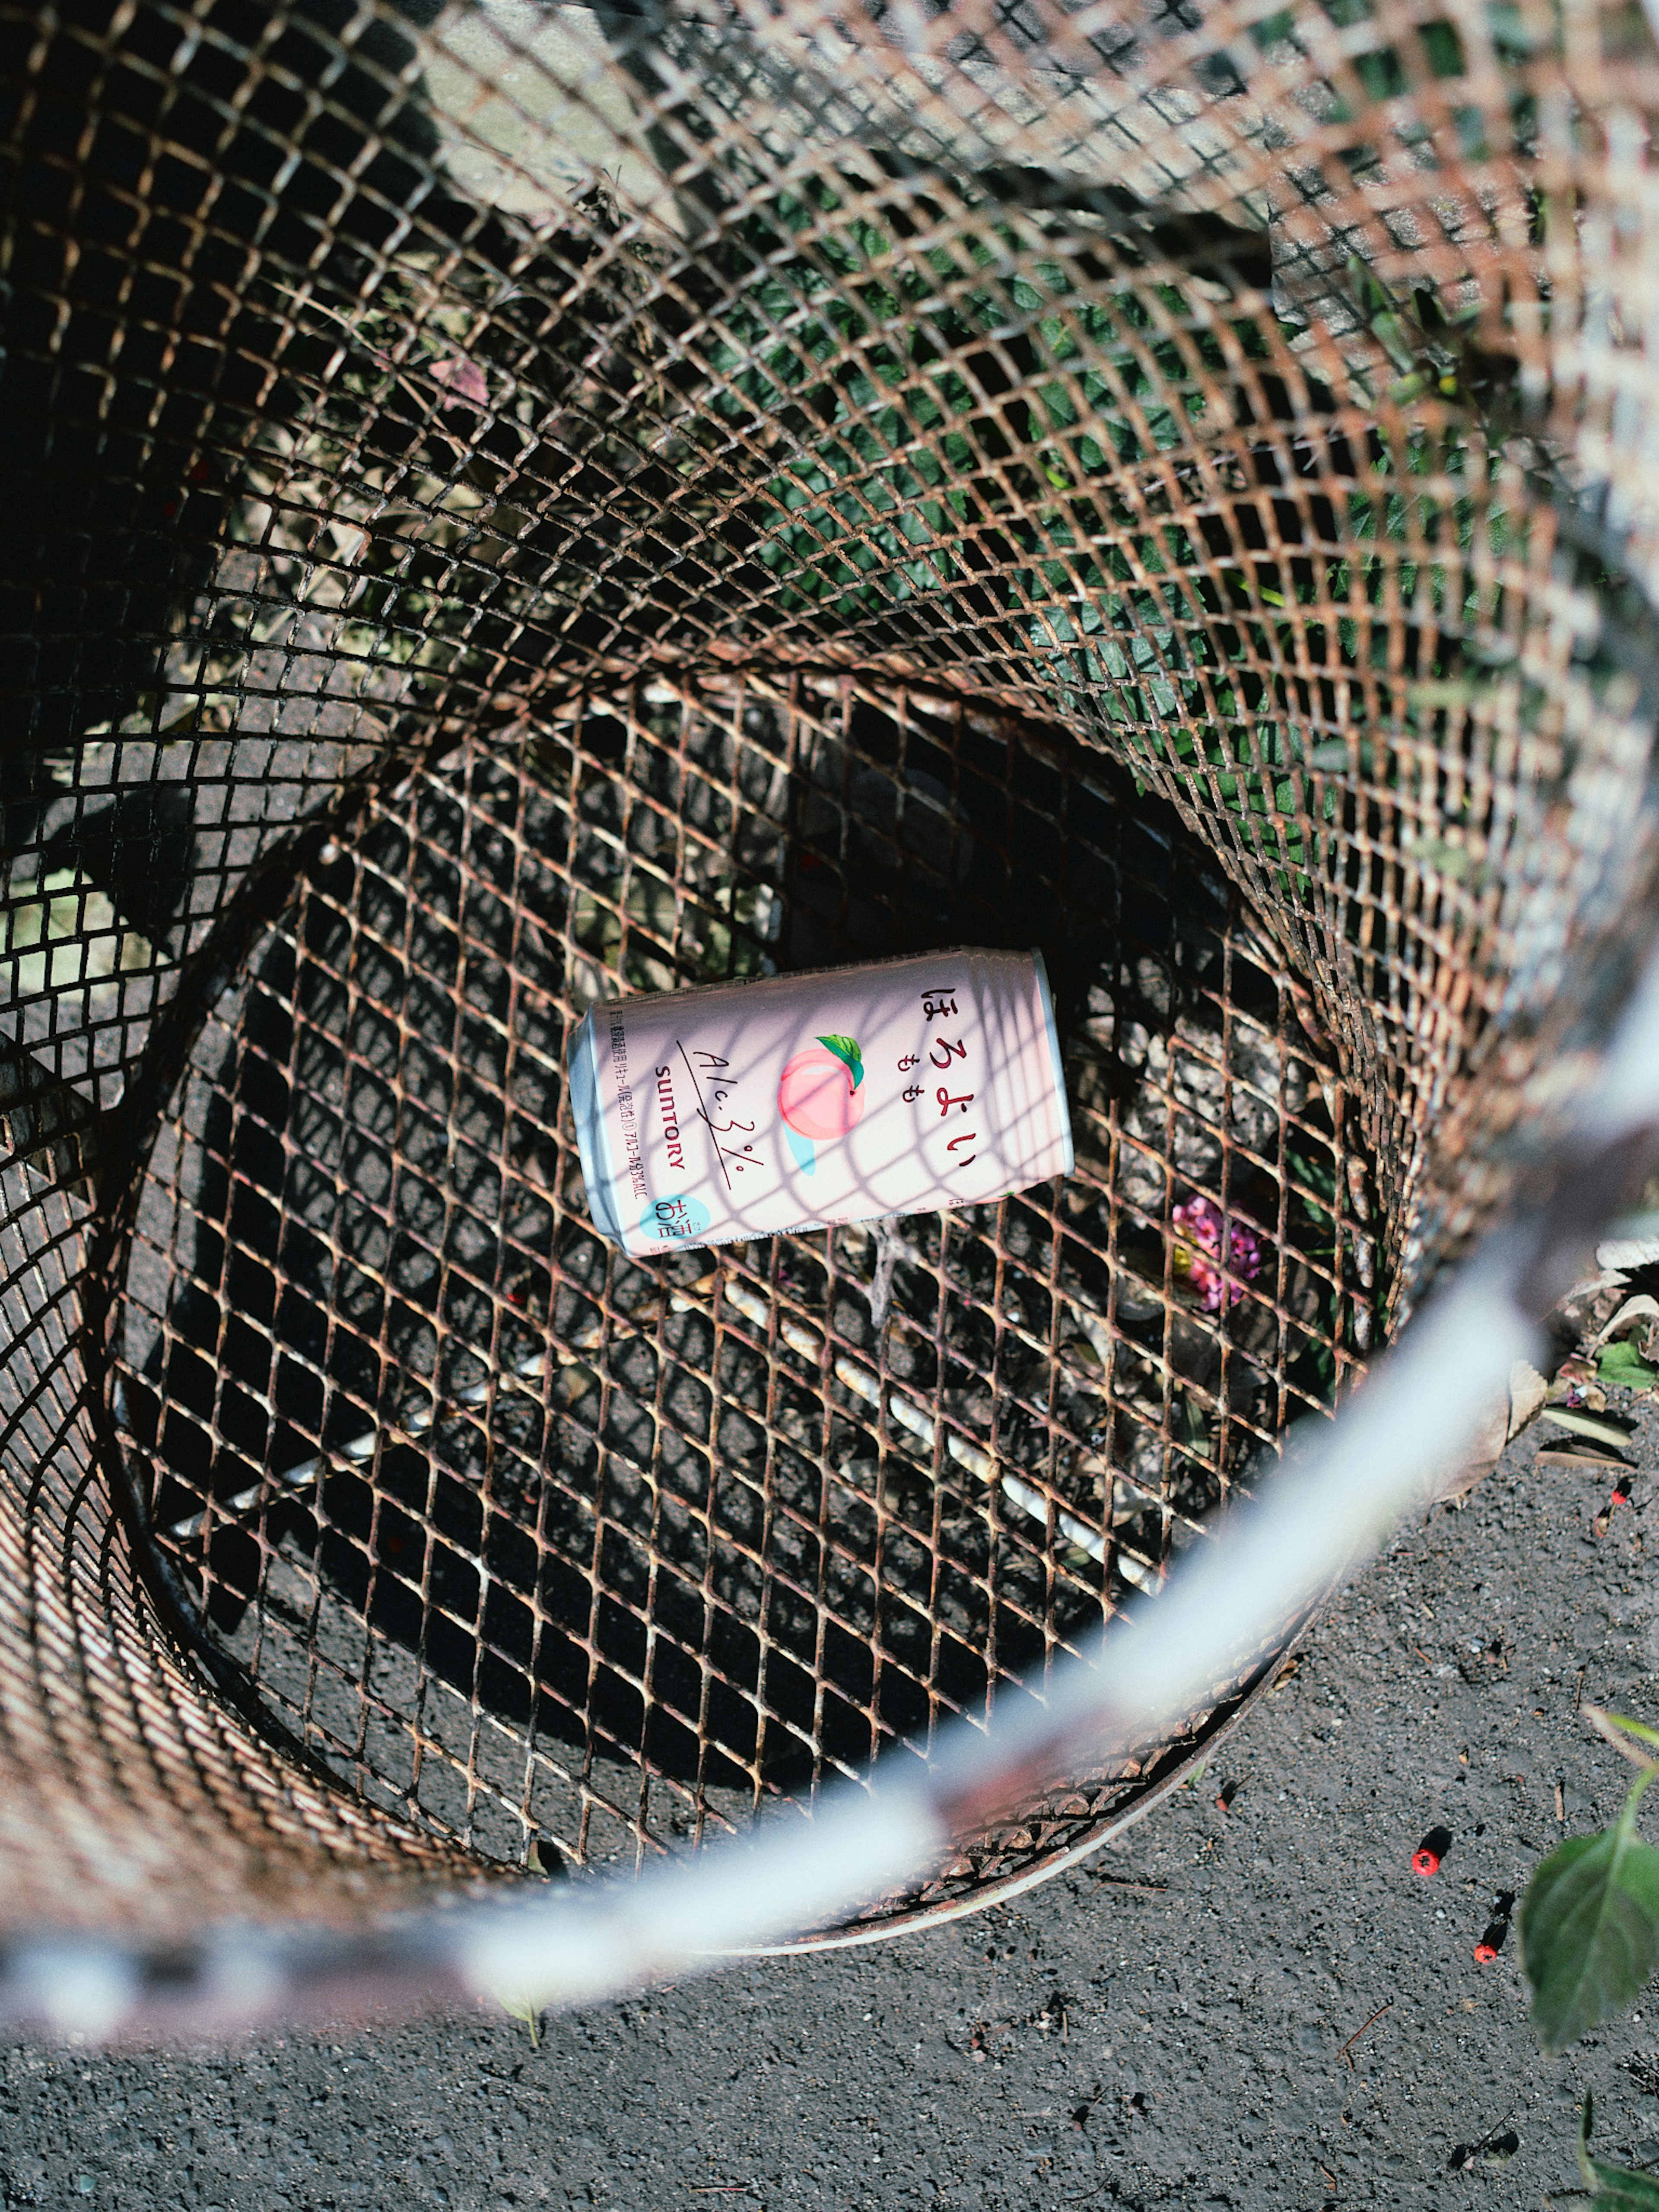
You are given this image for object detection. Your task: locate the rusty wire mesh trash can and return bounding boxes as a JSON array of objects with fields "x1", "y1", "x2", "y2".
[{"x1": 5, "y1": 0, "x2": 1659, "y2": 1993}]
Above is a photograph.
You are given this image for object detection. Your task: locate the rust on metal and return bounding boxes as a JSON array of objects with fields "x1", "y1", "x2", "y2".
[{"x1": 1, "y1": 0, "x2": 1657, "y2": 1953}]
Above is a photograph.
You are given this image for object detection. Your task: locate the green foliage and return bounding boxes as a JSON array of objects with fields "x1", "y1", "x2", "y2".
[
  {"x1": 1599, "y1": 1340, "x2": 1659, "y2": 1392},
  {"x1": 1522, "y1": 1716, "x2": 1659, "y2": 2053},
  {"x1": 703, "y1": 181, "x2": 1220, "y2": 630},
  {"x1": 492, "y1": 1988, "x2": 543, "y2": 2048},
  {"x1": 703, "y1": 181, "x2": 1531, "y2": 920},
  {"x1": 1287, "y1": 1145, "x2": 1338, "y2": 1246},
  {"x1": 259, "y1": 174, "x2": 1537, "y2": 933},
  {"x1": 1578, "y1": 2092, "x2": 1659, "y2": 2206},
  {"x1": 1523, "y1": 1823, "x2": 1659, "y2": 2053}
]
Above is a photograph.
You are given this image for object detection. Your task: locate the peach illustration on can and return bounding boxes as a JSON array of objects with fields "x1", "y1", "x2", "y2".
[{"x1": 777, "y1": 1033, "x2": 865, "y2": 1174}]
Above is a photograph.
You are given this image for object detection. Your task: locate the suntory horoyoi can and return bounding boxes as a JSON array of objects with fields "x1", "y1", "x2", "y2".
[{"x1": 567, "y1": 949, "x2": 1074, "y2": 1255}]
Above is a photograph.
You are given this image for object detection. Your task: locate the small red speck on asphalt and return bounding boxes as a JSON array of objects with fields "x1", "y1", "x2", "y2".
[
  {"x1": 1474, "y1": 1942, "x2": 1497, "y2": 1964},
  {"x1": 1412, "y1": 1849, "x2": 1441, "y2": 1878}
]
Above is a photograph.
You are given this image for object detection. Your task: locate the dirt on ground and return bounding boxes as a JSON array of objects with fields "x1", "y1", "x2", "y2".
[{"x1": 7, "y1": 1406, "x2": 1659, "y2": 2210}]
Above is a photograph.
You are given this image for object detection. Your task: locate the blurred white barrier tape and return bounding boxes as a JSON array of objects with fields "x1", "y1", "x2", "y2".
[
  {"x1": 447, "y1": 931, "x2": 1659, "y2": 2010},
  {"x1": 7, "y1": 934, "x2": 1658, "y2": 2039},
  {"x1": 455, "y1": 1248, "x2": 1535, "y2": 2012}
]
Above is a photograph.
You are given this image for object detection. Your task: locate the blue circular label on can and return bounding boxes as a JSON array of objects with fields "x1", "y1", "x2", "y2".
[{"x1": 640, "y1": 1192, "x2": 712, "y2": 1243}]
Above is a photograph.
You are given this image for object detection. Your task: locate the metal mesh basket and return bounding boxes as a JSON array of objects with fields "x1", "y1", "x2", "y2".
[{"x1": 5, "y1": 0, "x2": 1659, "y2": 1967}]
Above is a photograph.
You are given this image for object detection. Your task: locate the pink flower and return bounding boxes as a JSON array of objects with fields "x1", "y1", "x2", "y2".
[
  {"x1": 426, "y1": 354, "x2": 490, "y2": 412},
  {"x1": 1170, "y1": 1196, "x2": 1263, "y2": 1313}
]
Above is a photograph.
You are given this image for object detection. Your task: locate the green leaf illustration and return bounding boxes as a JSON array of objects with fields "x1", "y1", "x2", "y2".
[
  {"x1": 1522, "y1": 1780, "x2": 1659, "y2": 2053},
  {"x1": 1579, "y1": 2092, "x2": 1659, "y2": 2205},
  {"x1": 816, "y1": 1033, "x2": 865, "y2": 1087}
]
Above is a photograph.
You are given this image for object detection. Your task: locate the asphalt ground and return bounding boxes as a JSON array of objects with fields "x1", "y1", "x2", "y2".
[{"x1": 6, "y1": 1414, "x2": 1659, "y2": 2211}]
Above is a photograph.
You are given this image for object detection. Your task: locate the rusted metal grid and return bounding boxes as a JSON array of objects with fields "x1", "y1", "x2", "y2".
[
  {"x1": 107, "y1": 668, "x2": 1370, "y2": 1929},
  {"x1": 5, "y1": 0, "x2": 1659, "y2": 1955}
]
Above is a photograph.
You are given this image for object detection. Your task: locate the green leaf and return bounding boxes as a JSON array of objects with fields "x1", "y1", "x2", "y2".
[
  {"x1": 1599, "y1": 1712, "x2": 1659, "y2": 1758},
  {"x1": 1523, "y1": 1794, "x2": 1659, "y2": 2053},
  {"x1": 1588, "y1": 2166, "x2": 1659, "y2": 2209},
  {"x1": 816, "y1": 1033, "x2": 865, "y2": 1087},
  {"x1": 1580, "y1": 2091, "x2": 1659, "y2": 2205},
  {"x1": 1600, "y1": 1340, "x2": 1659, "y2": 1392},
  {"x1": 491, "y1": 1988, "x2": 543, "y2": 2049}
]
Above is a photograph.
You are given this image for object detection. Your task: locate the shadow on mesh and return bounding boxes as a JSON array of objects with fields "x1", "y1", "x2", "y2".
[{"x1": 113, "y1": 683, "x2": 1347, "y2": 1859}]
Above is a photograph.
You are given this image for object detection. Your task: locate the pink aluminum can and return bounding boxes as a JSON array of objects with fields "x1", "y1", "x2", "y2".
[{"x1": 568, "y1": 949, "x2": 1074, "y2": 1255}]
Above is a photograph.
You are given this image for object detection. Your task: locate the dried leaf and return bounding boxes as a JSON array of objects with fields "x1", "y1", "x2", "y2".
[
  {"x1": 1594, "y1": 1296, "x2": 1659, "y2": 1351},
  {"x1": 427, "y1": 353, "x2": 490, "y2": 410},
  {"x1": 1536, "y1": 1448, "x2": 1637, "y2": 1472},
  {"x1": 1544, "y1": 1408, "x2": 1638, "y2": 1450},
  {"x1": 1446, "y1": 1398, "x2": 1506, "y2": 1494},
  {"x1": 1445, "y1": 1358, "x2": 1550, "y2": 1498},
  {"x1": 1597, "y1": 1213, "x2": 1659, "y2": 1275},
  {"x1": 1508, "y1": 1358, "x2": 1549, "y2": 1437},
  {"x1": 1585, "y1": 1708, "x2": 1659, "y2": 1770}
]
